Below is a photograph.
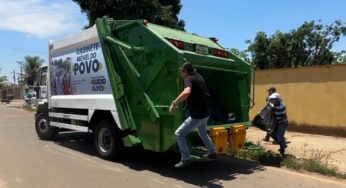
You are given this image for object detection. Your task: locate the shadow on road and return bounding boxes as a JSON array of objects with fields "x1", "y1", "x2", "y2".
[
  {"x1": 54, "y1": 131, "x2": 97, "y2": 156},
  {"x1": 53, "y1": 132, "x2": 265, "y2": 188},
  {"x1": 123, "y1": 150, "x2": 265, "y2": 188}
]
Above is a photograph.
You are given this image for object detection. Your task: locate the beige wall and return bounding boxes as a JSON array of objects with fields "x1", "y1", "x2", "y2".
[{"x1": 250, "y1": 64, "x2": 346, "y2": 132}]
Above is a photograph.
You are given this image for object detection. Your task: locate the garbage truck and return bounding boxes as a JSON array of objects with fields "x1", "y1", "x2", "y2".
[{"x1": 34, "y1": 17, "x2": 254, "y2": 160}]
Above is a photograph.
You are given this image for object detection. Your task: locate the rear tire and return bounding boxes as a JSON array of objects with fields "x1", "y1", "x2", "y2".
[
  {"x1": 94, "y1": 120, "x2": 124, "y2": 160},
  {"x1": 35, "y1": 113, "x2": 58, "y2": 140}
]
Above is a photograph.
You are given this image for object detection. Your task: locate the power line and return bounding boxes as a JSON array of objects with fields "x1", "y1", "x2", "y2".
[
  {"x1": 0, "y1": 42, "x2": 47, "y2": 53},
  {"x1": 0, "y1": 46, "x2": 46, "y2": 55},
  {"x1": 0, "y1": 51, "x2": 48, "y2": 66},
  {"x1": 0, "y1": 51, "x2": 29, "y2": 58},
  {"x1": 0, "y1": 43, "x2": 46, "y2": 54}
]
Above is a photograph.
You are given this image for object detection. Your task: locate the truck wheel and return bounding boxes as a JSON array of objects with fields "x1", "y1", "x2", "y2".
[
  {"x1": 94, "y1": 120, "x2": 124, "y2": 160},
  {"x1": 35, "y1": 113, "x2": 58, "y2": 140}
]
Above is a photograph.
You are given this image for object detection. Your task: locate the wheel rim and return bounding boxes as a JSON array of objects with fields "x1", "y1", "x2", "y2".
[
  {"x1": 98, "y1": 128, "x2": 113, "y2": 153},
  {"x1": 38, "y1": 119, "x2": 49, "y2": 133}
]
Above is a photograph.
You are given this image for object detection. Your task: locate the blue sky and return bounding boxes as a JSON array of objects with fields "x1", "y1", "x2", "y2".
[{"x1": 0, "y1": 0, "x2": 345, "y2": 83}]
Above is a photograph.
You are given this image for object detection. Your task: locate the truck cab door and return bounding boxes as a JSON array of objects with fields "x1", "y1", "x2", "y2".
[{"x1": 35, "y1": 66, "x2": 48, "y2": 104}]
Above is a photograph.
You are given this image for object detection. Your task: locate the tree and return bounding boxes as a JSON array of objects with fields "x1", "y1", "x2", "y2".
[
  {"x1": 17, "y1": 56, "x2": 44, "y2": 86},
  {"x1": 0, "y1": 68, "x2": 8, "y2": 89},
  {"x1": 229, "y1": 48, "x2": 251, "y2": 62},
  {"x1": 333, "y1": 50, "x2": 346, "y2": 64},
  {"x1": 73, "y1": 0, "x2": 185, "y2": 30},
  {"x1": 247, "y1": 32, "x2": 270, "y2": 69},
  {"x1": 247, "y1": 20, "x2": 346, "y2": 69}
]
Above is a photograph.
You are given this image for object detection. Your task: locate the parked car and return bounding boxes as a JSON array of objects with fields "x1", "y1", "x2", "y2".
[{"x1": 8, "y1": 94, "x2": 14, "y2": 100}]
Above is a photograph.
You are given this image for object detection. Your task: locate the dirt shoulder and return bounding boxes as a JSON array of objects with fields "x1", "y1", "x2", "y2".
[
  {"x1": 246, "y1": 126, "x2": 346, "y2": 173},
  {"x1": 0, "y1": 100, "x2": 24, "y2": 108}
]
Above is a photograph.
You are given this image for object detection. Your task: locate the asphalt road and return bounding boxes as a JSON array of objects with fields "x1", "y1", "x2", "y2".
[{"x1": 0, "y1": 105, "x2": 345, "y2": 188}]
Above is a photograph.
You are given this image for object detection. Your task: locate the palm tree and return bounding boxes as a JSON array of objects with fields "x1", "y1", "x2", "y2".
[
  {"x1": 17, "y1": 56, "x2": 44, "y2": 86},
  {"x1": 0, "y1": 75, "x2": 8, "y2": 89},
  {"x1": 0, "y1": 68, "x2": 8, "y2": 89}
]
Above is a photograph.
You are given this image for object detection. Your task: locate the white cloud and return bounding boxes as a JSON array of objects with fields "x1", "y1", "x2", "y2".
[{"x1": 0, "y1": 0, "x2": 86, "y2": 38}]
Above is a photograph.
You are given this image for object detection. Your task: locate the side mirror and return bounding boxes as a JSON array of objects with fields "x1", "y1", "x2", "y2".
[
  {"x1": 34, "y1": 86, "x2": 40, "y2": 98},
  {"x1": 34, "y1": 85, "x2": 40, "y2": 92}
]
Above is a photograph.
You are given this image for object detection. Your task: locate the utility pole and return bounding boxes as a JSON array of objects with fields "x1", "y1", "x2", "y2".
[
  {"x1": 13, "y1": 70, "x2": 16, "y2": 85},
  {"x1": 19, "y1": 66, "x2": 23, "y2": 84},
  {"x1": 20, "y1": 66, "x2": 23, "y2": 99},
  {"x1": 11, "y1": 69, "x2": 16, "y2": 99}
]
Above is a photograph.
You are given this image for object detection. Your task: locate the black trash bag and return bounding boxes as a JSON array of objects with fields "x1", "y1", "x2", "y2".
[{"x1": 252, "y1": 104, "x2": 276, "y2": 134}]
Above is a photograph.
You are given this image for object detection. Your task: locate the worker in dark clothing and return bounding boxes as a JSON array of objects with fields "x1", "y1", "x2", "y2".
[
  {"x1": 263, "y1": 86, "x2": 279, "y2": 142},
  {"x1": 268, "y1": 93, "x2": 288, "y2": 156},
  {"x1": 169, "y1": 62, "x2": 216, "y2": 168}
]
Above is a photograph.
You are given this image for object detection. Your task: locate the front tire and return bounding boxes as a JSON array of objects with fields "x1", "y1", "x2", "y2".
[
  {"x1": 94, "y1": 120, "x2": 124, "y2": 160},
  {"x1": 35, "y1": 113, "x2": 58, "y2": 140}
]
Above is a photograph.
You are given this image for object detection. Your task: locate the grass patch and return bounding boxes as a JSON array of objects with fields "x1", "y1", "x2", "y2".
[
  {"x1": 235, "y1": 142, "x2": 346, "y2": 179},
  {"x1": 236, "y1": 146, "x2": 281, "y2": 166},
  {"x1": 281, "y1": 156, "x2": 346, "y2": 178},
  {"x1": 22, "y1": 104, "x2": 36, "y2": 112}
]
